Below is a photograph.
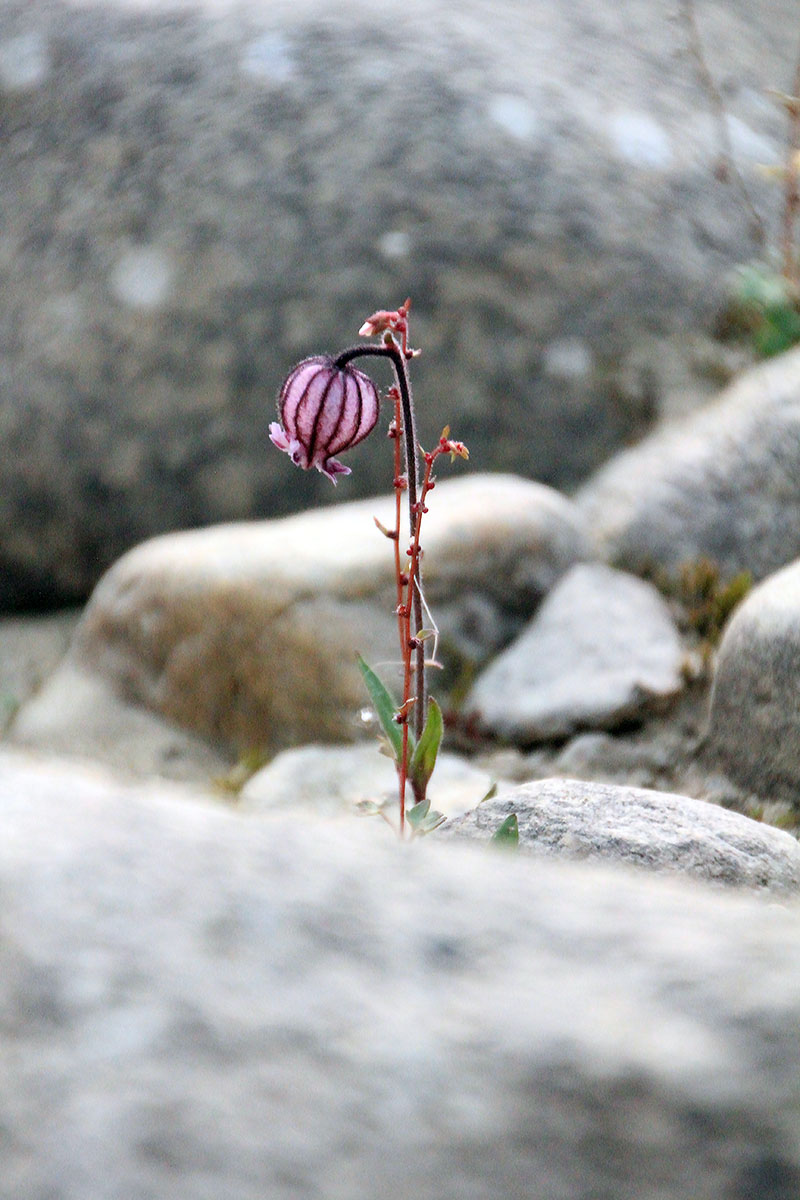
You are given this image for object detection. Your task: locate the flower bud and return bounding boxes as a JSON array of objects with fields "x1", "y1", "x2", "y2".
[{"x1": 269, "y1": 355, "x2": 380, "y2": 483}]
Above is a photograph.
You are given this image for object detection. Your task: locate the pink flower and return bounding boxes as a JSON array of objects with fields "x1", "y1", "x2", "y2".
[{"x1": 270, "y1": 355, "x2": 380, "y2": 483}]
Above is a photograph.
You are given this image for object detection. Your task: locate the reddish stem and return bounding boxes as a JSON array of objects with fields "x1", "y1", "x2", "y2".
[
  {"x1": 335, "y1": 339, "x2": 426, "y2": 742},
  {"x1": 339, "y1": 324, "x2": 469, "y2": 835},
  {"x1": 388, "y1": 387, "x2": 410, "y2": 836}
]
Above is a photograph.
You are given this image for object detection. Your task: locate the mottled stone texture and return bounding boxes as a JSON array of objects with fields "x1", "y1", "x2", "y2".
[
  {"x1": 577, "y1": 348, "x2": 800, "y2": 582},
  {"x1": 709, "y1": 560, "x2": 800, "y2": 803},
  {"x1": 10, "y1": 475, "x2": 592, "y2": 765},
  {"x1": 0, "y1": 0, "x2": 795, "y2": 605},
  {"x1": 3, "y1": 752, "x2": 800, "y2": 1200},
  {"x1": 443, "y1": 778, "x2": 800, "y2": 894}
]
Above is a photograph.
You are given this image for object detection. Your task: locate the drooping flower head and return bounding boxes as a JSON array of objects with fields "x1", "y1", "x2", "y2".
[{"x1": 270, "y1": 355, "x2": 380, "y2": 483}]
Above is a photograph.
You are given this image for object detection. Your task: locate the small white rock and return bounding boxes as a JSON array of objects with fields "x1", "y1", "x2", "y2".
[
  {"x1": 240, "y1": 33, "x2": 295, "y2": 84},
  {"x1": 488, "y1": 94, "x2": 539, "y2": 141},
  {"x1": 542, "y1": 337, "x2": 593, "y2": 381},
  {"x1": 608, "y1": 111, "x2": 673, "y2": 168},
  {"x1": 111, "y1": 247, "x2": 173, "y2": 310},
  {"x1": 0, "y1": 33, "x2": 49, "y2": 91},
  {"x1": 378, "y1": 230, "x2": 411, "y2": 260}
]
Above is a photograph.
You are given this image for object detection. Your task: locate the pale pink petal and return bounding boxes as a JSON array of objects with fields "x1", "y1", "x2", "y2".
[
  {"x1": 269, "y1": 422, "x2": 291, "y2": 451},
  {"x1": 318, "y1": 456, "x2": 351, "y2": 483}
]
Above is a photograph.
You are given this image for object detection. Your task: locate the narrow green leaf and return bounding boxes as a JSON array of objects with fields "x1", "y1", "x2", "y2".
[
  {"x1": 409, "y1": 697, "x2": 443, "y2": 798},
  {"x1": 406, "y1": 797, "x2": 431, "y2": 829},
  {"x1": 356, "y1": 655, "x2": 411, "y2": 764},
  {"x1": 490, "y1": 812, "x2": 519, "y2": 847}
]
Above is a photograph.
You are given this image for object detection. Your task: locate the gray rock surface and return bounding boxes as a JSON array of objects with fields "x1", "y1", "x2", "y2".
[
  {"x1": 10, "y1": 474, "x2": 591, "y2": 769},
  {"x1": 9, "y1": 666, "x2": 232, "y2": 782},
  {"x1": 0, "y1": 609, "x2": 80, "y2": 728},
  {"x1": 240, "y1": 742, "x2": 506, "y2": 819},
  {"x1": 443, "y1": 778, "x2": 800, "y2": 894},
  {"x1": 465, "y1": 563, "x2": 684, "y2": 744},
  {"x1": 577, "y1": 348, "x2": 800, "y2": 582},
  {"x1": 708, "y1": 560, "x2": 800, "y2": 802},
  {"x1": 0, "y1": 0, "x2": 795, "y2": 605},
  {"x1": 553, "y1": 729, "x2": 677, "y2": 788},
  {"x1": 3, "y1": 751, "x2": 800, "y2": 1199}
]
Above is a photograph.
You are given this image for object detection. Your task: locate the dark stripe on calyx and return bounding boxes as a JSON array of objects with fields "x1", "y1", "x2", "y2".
[
  {"x1": 307, "y1": 365, "x2": 338, "y2": 460},
  {"x1": 291, "y1": 363, "x2": 321, "y2": 442},
  {"x1": 326, "y1": 366, "x2": 351, "y2": 455}
]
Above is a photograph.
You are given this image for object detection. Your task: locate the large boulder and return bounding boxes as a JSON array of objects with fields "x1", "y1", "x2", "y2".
[
  {"x1": 708, "y1": 559, "x2": 800, "y2": 803},
  {"x1": 0, "y1": 0, "x2": 795, "y2": 606},
  {"x1": 3, "y1": 751, "x2": 800, "y2": 1199},
  {"x1": 576, "y1": 348, "x2": 800, "y2": 582},
  {"x1": 10, "y1": 474, "x2": 593, "y2": 771}
]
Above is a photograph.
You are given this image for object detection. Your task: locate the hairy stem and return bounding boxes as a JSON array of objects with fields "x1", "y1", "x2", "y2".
[
  {"x1": 388, "y1": 390, "x2": 409, "y2": 835},
  {"x1": 335, "y1": 342, "x2": 426, "y2": 741}
]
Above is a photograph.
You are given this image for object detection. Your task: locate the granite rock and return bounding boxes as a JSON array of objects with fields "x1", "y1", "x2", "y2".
[
  {"x1": 240, "y1": 742, "x2": 506, "y2": 820},
  {"x1": 577, "y1": 348, "x2": 800, "y2": 582},
  {"x1": 465, "y1": 563, "x2": 684, "y2": 744},
  {"x1": 10, "y1": 474, "x2": 592, "y2": 770},
  {"x1": 3, "y1": 751, "x2": 800, "y2": 1198},
  {"x1": 0, "y1": 0, "x2": 796, "y2": 605},
  {"x1": 708, "y1": 559, "x2": 800, "y2": 803},
  {"x1": 443, "y1": 778, "x2": 800, "y2": 894}
]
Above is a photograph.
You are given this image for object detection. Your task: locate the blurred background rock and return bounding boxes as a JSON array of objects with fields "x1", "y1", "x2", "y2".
[{"x1": 0, "y1": 0, "x2": 796, "y2": 607}]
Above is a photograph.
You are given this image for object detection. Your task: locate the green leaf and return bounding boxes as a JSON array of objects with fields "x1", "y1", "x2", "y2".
[
  {"x1": 409, "y1": 697, "x2": 443, "y2": 799},
  {"x1": 406, "y1": 796, "x2": 431, "y2": 829},
  {"x1": 757, "y1": 306, "x2": 800, "y2": 357},
  {"x1": 357, "y1": 655, "x2": 411, "y2": 764},
  {"x1": 490, "y1": 812, "x2": 519, "y2": 847},
  {"x1": 406, "y1": 800, "x2": 445, "y2": 836},
  {"x1": 418, "y1": 810, "x2": 446, "y2": 834},
  {"x1": 354, "y1": 799, "x2": 383, "y2": 816}
]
